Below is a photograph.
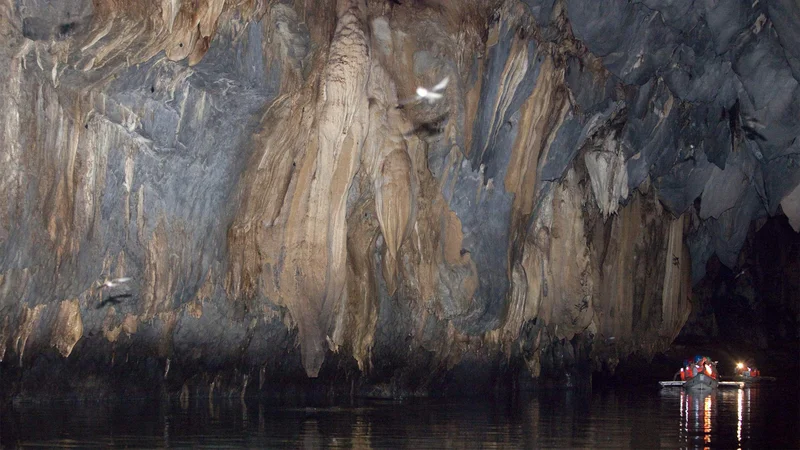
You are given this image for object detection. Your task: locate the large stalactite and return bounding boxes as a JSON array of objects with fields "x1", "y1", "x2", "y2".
[{"x1": 0, "y1": 0, "x2": 796, "y2": 398}]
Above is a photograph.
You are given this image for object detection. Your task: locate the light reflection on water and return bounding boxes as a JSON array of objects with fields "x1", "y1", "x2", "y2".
[
  {"x1": 670, "y1": 384, "x2": 796, "y2": 450},
  {"x1": 1, "y1": 384, "x2": 797, "y2": 449}
]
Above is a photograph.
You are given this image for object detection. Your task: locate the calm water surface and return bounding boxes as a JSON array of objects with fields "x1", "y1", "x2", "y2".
[{"x1": 2, "y1": 384, "x2": 798, "y2": 448}]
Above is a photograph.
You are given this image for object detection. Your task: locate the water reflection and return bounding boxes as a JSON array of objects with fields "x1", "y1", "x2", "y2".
[
  {"x1": 677, "y1": 389, "x2": 717, "y2": 448},
  {"x1": 1, "y1": 384, "x2": 796, "y2": 449},
  {"x1": 667, "y1": 384, "x2": 789, "y2": 450},
  {"x1": 734, "y1": 386, "x2": 758, "y2": 449},
  {"x1": 704, "y1": 394, "x2": 712, "y2": 446},
  {"x1": 737, "y1": 388, "x2": 743, "y2": 445}
]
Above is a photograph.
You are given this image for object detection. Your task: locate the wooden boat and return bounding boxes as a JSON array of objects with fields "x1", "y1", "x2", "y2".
[
  {"x1": 659, "y1": 379, "x2": 744, "y2": 389},
  {"x1": 682, "y1": 372, "x2": 718, "y2": 391},
  {"x1": 727, "y1": 363, "x2": 776, "y2": 384},
  {"x1": 731, "y1": 374, "x2": 777, "y2": 384},
  {"x1": 659, "y1": 356, "x2": 732, "y2": 390}
]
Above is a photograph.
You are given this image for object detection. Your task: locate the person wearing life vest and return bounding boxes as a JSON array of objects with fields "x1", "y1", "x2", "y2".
[
  {"x1": 697, "y1": 355, "x2": 707, "y2": 377},
  {"x1": 737, "y1": 359, "x2": 760, "y2": 378},
  {"x1": 747, "y1": 363, "x2": 759, "y2": 378},
  {"x1": 707, "y1": 360, "x2": 718, "y2": 380},
  {"x1": 747, "y1": 359, "x2": 759, "y2": 378}
]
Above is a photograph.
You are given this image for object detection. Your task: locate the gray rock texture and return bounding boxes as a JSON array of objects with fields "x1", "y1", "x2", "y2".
[{"x1": 0, "y1": 0, "x2": 796, "y2": 398}]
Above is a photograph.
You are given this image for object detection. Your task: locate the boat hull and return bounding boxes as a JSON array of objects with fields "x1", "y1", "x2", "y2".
[
  {"x1": 735, "y1": 375, "x2": 777, "y2": 384},
  {"x1": 683, "y1": 373, "x2": 718, "y2": 392},
  {"x1": 659, "y1": 380, "x2": 743, "y2": 389}
]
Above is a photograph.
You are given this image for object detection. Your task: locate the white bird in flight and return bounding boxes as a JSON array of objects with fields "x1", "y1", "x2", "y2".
[
  {"x1": 399, "y1": 77, "x2": 449, "y2": 107},
  {"x1": 100, "y1": 277, "x2": 132, "y2": 289}
]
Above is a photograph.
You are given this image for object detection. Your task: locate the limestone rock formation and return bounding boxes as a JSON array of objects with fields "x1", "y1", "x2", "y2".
[{"x1": 0, "y1": 0, "x2": 796, "y2": 397}]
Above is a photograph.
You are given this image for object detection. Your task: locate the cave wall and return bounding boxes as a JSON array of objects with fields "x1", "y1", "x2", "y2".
[
  {"x1": 0, "y1": 0, "x2": 796, "y2": 397},
  {"x1": 680, "y1": 215, "x2": 800, "y2": 349}
]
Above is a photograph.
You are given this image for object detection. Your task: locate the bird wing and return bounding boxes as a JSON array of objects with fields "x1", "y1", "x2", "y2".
[
  {"x1": 424, "y1": 92, "x2": 443, "y2": 101},
  {"x1": 431, "y1": 77, "x2": 449, "y2": 92}
]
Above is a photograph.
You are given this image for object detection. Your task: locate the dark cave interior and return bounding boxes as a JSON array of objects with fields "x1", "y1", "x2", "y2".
[{"x1": 605, "y1": 213, "x2": 800, "y2": 388}]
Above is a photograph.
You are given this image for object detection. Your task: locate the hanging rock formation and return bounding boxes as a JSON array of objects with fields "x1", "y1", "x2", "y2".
[{"x1": 0, "y1": 0, "x2": 796, "y2": 397}]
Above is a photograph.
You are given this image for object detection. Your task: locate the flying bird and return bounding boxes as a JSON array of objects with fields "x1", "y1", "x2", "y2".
[
  {"x1": 397, "y1": 77, "x2": 449, "y2": 108},
  {"x1": 100, "y1": 277, "x2": 132, "y2": 289}
]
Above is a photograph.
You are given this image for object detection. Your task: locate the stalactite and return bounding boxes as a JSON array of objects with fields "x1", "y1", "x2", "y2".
[{"x1": 0, "y1": 0, "x2": 795, "y2": 397}]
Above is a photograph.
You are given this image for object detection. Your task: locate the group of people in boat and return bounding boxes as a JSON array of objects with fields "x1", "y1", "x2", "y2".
[
  {"x1": 671, "y1": 356, "x2": 764, "y2": 382},
  {"x1": 676, "y1": 355, "x2": 718, "y2": 381},
  {"x1": 663, "y1": 355, "x2": 770, "y2": 389},
  {"x1": 735, "y1": 361, "x2": 761, "y2": 378}
]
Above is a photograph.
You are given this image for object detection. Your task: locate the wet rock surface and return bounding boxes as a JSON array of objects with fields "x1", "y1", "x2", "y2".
[{"x1": 0, "y1": 0, "x2": 797, "y2": 399}]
